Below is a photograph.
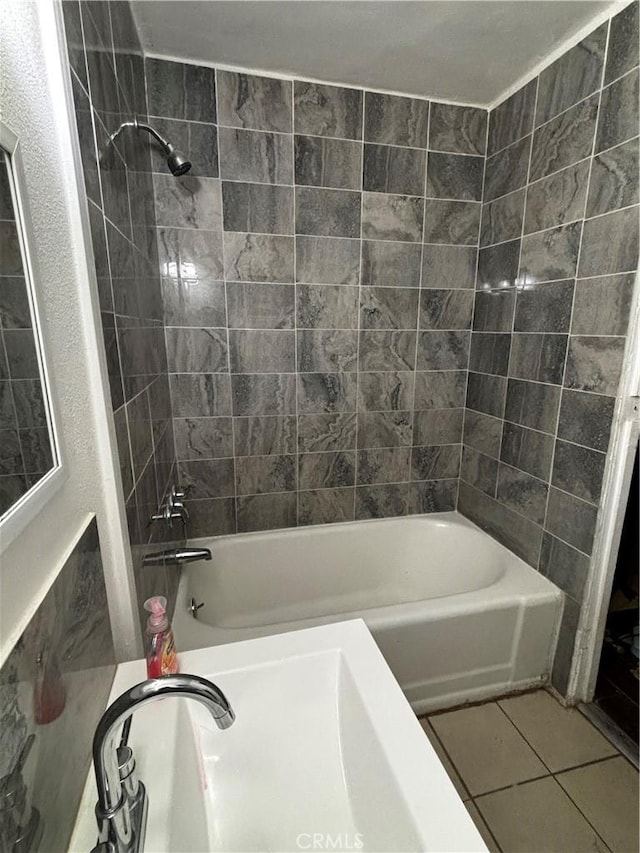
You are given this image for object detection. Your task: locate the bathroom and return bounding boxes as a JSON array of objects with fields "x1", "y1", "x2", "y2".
[{"x1": 0, "y1": 0, "x2": 638, "y2": 849}]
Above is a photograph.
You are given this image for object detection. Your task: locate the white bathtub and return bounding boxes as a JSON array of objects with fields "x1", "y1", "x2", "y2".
[{"x1": 173, "y1": 512, "x2": 564, "y2": 713}]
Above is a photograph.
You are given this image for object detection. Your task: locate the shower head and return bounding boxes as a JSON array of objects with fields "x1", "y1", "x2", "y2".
[
  {"x1": 103, "y1": 119, "x2": 193, "y2": 177},
  {"x1": 166, "y1": 145, "x2": 192, "y2": 176}
]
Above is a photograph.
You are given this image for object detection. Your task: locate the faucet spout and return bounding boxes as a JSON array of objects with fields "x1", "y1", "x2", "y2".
[
  {"x1": 142, "y1": 547, "x2": 212, "y2": 567},
  {"x1": 92, "y1": 674, "x2": 234, "y2": 852}
]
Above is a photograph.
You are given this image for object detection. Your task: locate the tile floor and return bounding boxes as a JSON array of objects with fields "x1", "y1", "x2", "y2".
[{"x1": 418, "y1": 689, "x2": 639, "y2": 852}]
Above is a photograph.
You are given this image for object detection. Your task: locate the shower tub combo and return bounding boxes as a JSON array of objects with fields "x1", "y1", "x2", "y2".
[{"x1": 173, "y1": 513, "x2": 563, "y2": 713}]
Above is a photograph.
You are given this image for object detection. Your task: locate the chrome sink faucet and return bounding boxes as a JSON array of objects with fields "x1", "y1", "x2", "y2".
[{"x1": 91, "y1": 674, "x2": 235, "y2": 853}]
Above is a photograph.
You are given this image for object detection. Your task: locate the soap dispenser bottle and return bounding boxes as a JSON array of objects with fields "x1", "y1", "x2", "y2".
[{"x1": 143, "y1": 596, "x2": 179, "y2": 677}]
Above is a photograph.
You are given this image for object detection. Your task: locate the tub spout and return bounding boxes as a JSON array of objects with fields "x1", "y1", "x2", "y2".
[{"x1": 142, "y1": 548, "x2": 212, "y2": 567}]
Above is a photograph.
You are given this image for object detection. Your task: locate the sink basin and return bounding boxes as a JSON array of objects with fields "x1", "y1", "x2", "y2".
[{"x1": 71, "y1": 620, "x2": 486, "y2": 852}]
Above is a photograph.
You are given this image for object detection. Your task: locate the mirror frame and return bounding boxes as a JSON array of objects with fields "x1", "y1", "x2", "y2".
[{"x1": 0, "y1": 120, "x2": 66, "y2": 549}]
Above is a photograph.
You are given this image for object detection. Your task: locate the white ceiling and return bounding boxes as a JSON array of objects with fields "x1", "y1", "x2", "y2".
[{"x1": 132, "y1": 1, "x2": 617, "y2": 107}]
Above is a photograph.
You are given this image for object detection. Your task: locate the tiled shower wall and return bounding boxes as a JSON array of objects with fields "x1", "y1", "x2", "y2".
[
  {"x1": 62, "y1": 1, "x2": 181, "y2": 618},
  {"x1": 145, "y1": 58, "x2": 488, "y2": 534},
  {"x1": 459, "y1": 1, "x2": 639, "y2": 691}
]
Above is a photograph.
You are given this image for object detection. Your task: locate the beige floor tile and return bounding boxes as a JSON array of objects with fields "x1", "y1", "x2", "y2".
[
  {"x1": 429, "y1": 703, "x2": 547, "y2": 796},
  {"x1": 557, "y1": 757, "x2": 639, "y2": 853},
  {"x1": 498, "y1": 690, "x2": 617, "y2": 772},
  {"x1": 419, "y1": 718, "x2": 469, "y2": 800},
  {"x1": 476, "y1": 776, "x2": 610, "y2": 853},
  {"x1": 465, "y1": 801, "x2": 500, "y2": 853}
]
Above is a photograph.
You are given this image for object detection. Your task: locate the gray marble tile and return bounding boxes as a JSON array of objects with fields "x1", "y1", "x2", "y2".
[
  {"x1": 426, "y1": 152, "x2": 484, "y2": 201},
  {"x1": 169, "y1": 373, "x2": 232, "y2": 417},
  {"x1": 298, "y1": 329, "x2": 358, "y2": 372},
  {"x1": 552, "y1": 438, "x2": 606, "y2": 505},
  {"x1": 564, "y1": 335, "x2": 625, "y2": 395},
  {"x1": 525, "y1": 161, "x2": 590, "y2": 234},
  {"x1": 362, "y1": 240, "x2": 422, "y2": 287},
  {"x1": 0, "y1": 276, "x2": 33, "y2": 330},
  {"x1": 414, "y1": 370, "x2": 466, "y2": 409},
  {"x1": 234, "y1": 415, "x2": 297, "y2": 456},
  {"x1": 423, "y1": 199, "x2": 480, "y2": 245},
  {"x1": 235, "y1": 453, "x2": 296, "y2": 495},
  {"x1": 477, "y1": 239, "x2": 520, "y2": 290},
  {"x1": 218, "y1": 127, "x2": 293, "y2": 184},
  {"x1": 539, "y1": 533, "x2": 591, "y2": 603},
  {"x1": 488, "y1": 80, "x2": 537, "y2": 156},
  {"x1": 545, "y1": 486, "x2": 598, "y2": 554},
  {"x1": 411, "y1": 444, "x2": 461, "y2": 480},
  {"x1": 572, "y1": 273, "x2": 635, "y2": 336},
  {"x1": 429, "y1": 102, "x2": 487, "y2": 155},
  {"x1": 174, "y1": 416, "x2": 233, "y2": 460},
  {"x1": 296, "y1": 236, "x2": 360, "y2": 285},
  {"x1": 551, "y1": 595, "x2": 581, "y2": 693},
  {"x1": 500, "y1": 421, "x2": 554, "y2": 480},
  {"x1": 226, "y1": 281, "x2": 295, "y2": 329},
  {"x1": 469, "y1": 332, "x2": 511, "y2": 376},
  {"x1": 179, "y1": 457, "x2": 235, "y2": 499},
  {"x1": 364, "y1": 144, "x2": 426, "y2": 195},
  {"x1": 165, "y1": 327, "x2": 228, "y2": 373},
  {"x1": 497, "y1": 463, "x2": 548, "y2": 524},
  {"x1": 358, "y1": 371, "x2": 415, "y2": 411},
  {"x1": 530, "y1": 94, "x2": 599, "y2": 182},
  {"x1": 514, "y1": 279, "x2": 574, "y2": 333},
  {"x1": 158, "y1": 227, "x2": 224, "y2": 281},
  {"x1": 0, "y1": 428, "x2": 23, "y2": 475},
  {"x1": 362, "y1": 193, "x2": 424, "y2": 242},
  {"x1": 605, "y1": 1, "x2": 639, "y2": 85},
  {"x1": 147, "y1": 117, "x2": 219, "y2": 178},
  {"x1": 505, "y1": 378, "x2": 561, "y2": 434},
  {"x1": 535, "y1": 24, "x2": 607, "y2": 125},
  {"x1": 473, "y1": 289, "x2": 515, "y2": 332},
  {"x1": 586, "y1": 137, "x2": 639, "y2": 217},
  {"x1": 184, "y1": 497, "x2": 236, "y2": 537},
  {"x1": 509, "y1": 333, "x2": 568, "y2": 385},
  {"x1": 297, "y1": 284, "x2": 360, "y2": 329},
  {"x1": 413, "y1": 408, "x2": 464, "y2": 446},
  {"x1": 464, "y1": 410, "x2": 503, "y2": 458},
  {"x1": 409, "y1": 479, "x2": 457, "y2": 513},
  {"x1": 297, "y1": 412, "x2": 357, "y2": 452},
  {"x1": 295, "y1": 187, "x2": 361, "y2": 237},
  {"x1": 229, "y1": 329, "x2": 295, "y2": 374},
  {"x1": 236, "y1": 492, "x2": 297, "y2": 532},
  {"x1": 224, "y1": 232, "x2": 294, "y2": 282},
  {"x1": 419, "y1": 289, "x2": 474, "y2": 330},
  {"x1": 356, "y1": 483, "x2": 409, "y2": 519},
  {"x1": 298, "y1": 450, "x2": 355, "y2": 490},
  {"x1": 3, "y1": 330, "x2": 39, "y2": 379},
  {"x1": 297, "y1": 372, "x2": 358, "y2": 414},
  {"x1": 162, "y1": 279, "x2": 226, "y2": 328},
  {"x1": 421, "y1": 245, "x2": 477, "y2": 289},
  {"x1": 460, "y1": 445, "x2": 499, "y2": 495},
  {"x1": 357, "y1": 446, "x2": 411, "y2": 485},
  {"x1": 360, "y1": 287, "x2": 419, "y2": 330},
  {"x1": 359, "y1": 330, "x2": 417, "y2": 371},
  {"x1": 295, "y1": 135, "x2": 362, "y2": 190},
  {"x1": 62, "y1": 1, "x2": 88, "y2": 89},
  {"x1": 298, "y1": 486, "x2": 355, "y2": 525},
  {"x1": 596, "y1": 69, "x2": 639, "y2": 153},
  {"x1": 458, "y1": 481, "x2": 543, "y2": 567},
  {"x1": 520, "y1": 221, "x2": 581, "y2": 283},
  {"x1": 484, "y1": 135, "x2": 531, "y2": 202},
  {"x1": 0, "y1": 473, "x2": 29, "y2": 513},
  {"x1": 466, "y1": 372, "x2": 507, "y2": 418},
  {"x1": 578, "y1": 205, "x2": 640, "y2": 277},
  {"x1": 480, "y1": 189, "x2": 526, "y2": 247},
  {"x1": 146, "y1": 57, "x2": 216, "y2": 122},
  {"x1": 222, "y1": 181, "x2": 293, "y2": 234},
  {"x1": 231, "y1": 373, "x2": 296, "y2": 416},
  {"x1": 294, "y1": 81, "x2": 363, "y2": 139},
  {"x1": 20, "y1": 428, "x2": 53, "y2": 477},
  {"x1": 358, "y1": 410, "x2": 413, "y2": 448},
  {"x1": 153, "y1": 174, "x2": 222, "y2": 230},
  {"x1": 217, "y1": 70, "x2": 292, "y2": 132},
  {"x1": 364, "y1": 92, "x2": 429, "y2": 147},
  {"x1": 558, "y1": 388, "x2": 615, "y2": 452},
  {"x1": 11, "y1": 379, "x2": 48, "y2": 430}
]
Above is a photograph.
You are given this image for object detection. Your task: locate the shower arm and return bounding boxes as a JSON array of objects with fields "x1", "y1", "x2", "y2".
[{"x1": 107, "y1": 118, "x2": 172, "y2": 154}]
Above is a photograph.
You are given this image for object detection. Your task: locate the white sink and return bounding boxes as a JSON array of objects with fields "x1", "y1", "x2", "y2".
[{"x1": 71, "y1": 620, "x2": 486, "y2": 852}]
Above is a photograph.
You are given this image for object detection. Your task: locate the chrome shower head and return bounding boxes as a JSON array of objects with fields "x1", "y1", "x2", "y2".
[{"x1": 166, "y1": 145, "x2": 192, "y2": 176}]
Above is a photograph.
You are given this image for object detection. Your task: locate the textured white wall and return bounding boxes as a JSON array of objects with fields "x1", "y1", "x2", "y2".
[{"x1": 0, "y1": 0, "x2": 141, "y2": 664}]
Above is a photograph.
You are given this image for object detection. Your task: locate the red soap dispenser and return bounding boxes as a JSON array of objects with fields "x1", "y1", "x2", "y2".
[{"x1": 143, "y1": 596, "x2": 179, "y2": 678}]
